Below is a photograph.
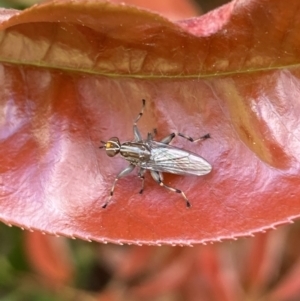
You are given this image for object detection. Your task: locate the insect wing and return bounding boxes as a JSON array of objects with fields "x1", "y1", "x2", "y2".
[{"x1": 141, "y1": 141, "x2": 212, "y2": 176}]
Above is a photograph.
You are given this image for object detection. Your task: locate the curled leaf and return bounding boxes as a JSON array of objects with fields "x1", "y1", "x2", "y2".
[{"x1": 0, "y1": 0, "x2": 299, "y2": 245}]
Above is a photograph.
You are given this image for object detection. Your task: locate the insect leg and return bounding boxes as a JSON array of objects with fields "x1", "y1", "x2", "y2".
[
  {"x1": 150, "y1": 170, "x2": 191, "y2": 208},
  {"x1": 102, "y1": 164, "x2": 135, "y2": 208},
  {"x1": 152, "y1": 128, "x2": 158, "y2": 138},
  {"x1": 147, "y1": 128, "x2": 157, "y2": 141},
  {"x1": 160, "y1": 133, "x2": 176, "y2": 144},
  {"x1": 178, "y1": 133, "x2": 210, "y2": 143},
  {"x1": 133, "y1": 99, "x2": 146, "y2": 142},
  {"x1": 160, "y1": 132, "x2": 210, "y2": 145},
  {"x1": 138, "y1": 168, "x2": 146, "y2": 194}
]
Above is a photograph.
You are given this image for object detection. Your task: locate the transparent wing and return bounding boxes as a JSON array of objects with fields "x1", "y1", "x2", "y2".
[{"x1": 140, "y1": 141, "x2": 212, "y2": 176}]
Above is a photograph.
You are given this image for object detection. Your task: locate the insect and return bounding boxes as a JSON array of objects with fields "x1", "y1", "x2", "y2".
[{"x1": 99, "y1": 99, "x2": 212, "y2": 208}]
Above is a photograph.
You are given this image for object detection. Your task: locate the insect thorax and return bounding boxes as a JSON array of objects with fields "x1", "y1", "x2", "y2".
[{"x1": 120, "y1": 142, "x2": 151, "y2": 164}]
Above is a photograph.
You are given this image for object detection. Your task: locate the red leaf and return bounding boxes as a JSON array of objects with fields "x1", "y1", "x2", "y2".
[
  {"x1": 24, "y1": 231, "x2": 73, "y2": 287},
  {"x1": 0, "y1": 0, "x2": 300, "y2": 245},
  {"x1": 108, "y1": 0, "x2": 203, "y2": 20}
]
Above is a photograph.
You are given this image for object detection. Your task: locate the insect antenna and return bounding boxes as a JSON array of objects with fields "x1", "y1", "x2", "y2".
[{"x1": 99, "y1": 140, "x2": 106, "y2": 149}]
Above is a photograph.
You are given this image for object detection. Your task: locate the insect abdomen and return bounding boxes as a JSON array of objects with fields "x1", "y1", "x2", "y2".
[{"x1": 140, "y1": 143, "x2": 212, "y2": 176}]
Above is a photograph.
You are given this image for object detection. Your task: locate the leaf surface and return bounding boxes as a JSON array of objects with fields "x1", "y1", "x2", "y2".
[{"x1": 0, "y1": 0, "x2": 300, "y2": 245}]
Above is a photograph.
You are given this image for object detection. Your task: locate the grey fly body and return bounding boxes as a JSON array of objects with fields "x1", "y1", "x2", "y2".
[{"x1": 99, "y1": 99, "x2": 212, "y2": 208}]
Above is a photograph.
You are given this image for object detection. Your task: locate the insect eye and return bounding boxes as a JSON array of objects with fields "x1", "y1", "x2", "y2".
[
  {"x1": 105, "y1": 138, "x2": 120, "y2": 157},
  {"x1": 106, "y1": 148, "x2": 118, "y2": 157}
]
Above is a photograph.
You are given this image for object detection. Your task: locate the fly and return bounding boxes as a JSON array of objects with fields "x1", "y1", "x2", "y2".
[{"x1": 99, "y1": 99, "x2": 212, "y2": 208}]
